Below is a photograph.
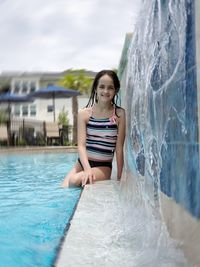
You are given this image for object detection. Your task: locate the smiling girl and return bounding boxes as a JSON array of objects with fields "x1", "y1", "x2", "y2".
[{"x1": 62, "y1": 70, "x2": 126, "y2": 187}]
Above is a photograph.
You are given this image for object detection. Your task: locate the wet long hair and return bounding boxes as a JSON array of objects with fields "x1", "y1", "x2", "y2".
[{"x1": 86, "y1": 70, "x2": 121, "y2": 115}]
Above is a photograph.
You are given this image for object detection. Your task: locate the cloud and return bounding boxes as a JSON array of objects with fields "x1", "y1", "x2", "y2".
[{"x1": 0, "y1": 0, "x2": 141, "y2": 72}]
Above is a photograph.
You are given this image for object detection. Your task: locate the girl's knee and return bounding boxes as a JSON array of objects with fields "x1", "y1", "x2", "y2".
[{"x1": 68, "y1": 175, "x2": 82, "y2": 187}]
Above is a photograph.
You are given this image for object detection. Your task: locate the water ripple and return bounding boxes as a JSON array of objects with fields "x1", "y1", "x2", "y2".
[{"x1": 0, "y1": 152, "x2": 81, "y2": 267}]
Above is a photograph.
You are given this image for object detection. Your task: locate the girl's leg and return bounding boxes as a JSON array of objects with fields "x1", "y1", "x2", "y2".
[
  {"x1": 61, "y1": 161, "x2": 83, "y2": 187},
  {"x1": 91, "y1": 166, "x2": 112, "y2": 182},
  {"x1": 68, "y1": 166, "x2": 112, "y2": 187}
]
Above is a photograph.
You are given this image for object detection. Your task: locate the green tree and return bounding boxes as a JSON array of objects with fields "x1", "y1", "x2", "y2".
[
  {"x1": 59, "y1": 69, "x2": 93, "y2": 145},
  {"x1": 0, "y1": 84, "x2": 10, "y2": 93},
  {"x1": 0, "y1": 110, "x2": 7, "y2": 124},
  {"x1": 58, "y1": 107, "x2": 69, "y2": 126}
]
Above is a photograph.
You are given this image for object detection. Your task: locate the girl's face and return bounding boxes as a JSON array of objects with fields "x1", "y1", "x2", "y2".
[{"x1": 96, "y1": 74, "x2": 116, "y2": 103}]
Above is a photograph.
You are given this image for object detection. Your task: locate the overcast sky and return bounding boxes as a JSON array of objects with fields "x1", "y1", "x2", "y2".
[{"x1": 0, "y1": 0, "x2": 141, "y2": 73}]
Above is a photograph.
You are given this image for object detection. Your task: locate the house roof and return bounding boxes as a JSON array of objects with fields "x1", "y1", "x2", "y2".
[{"x1": 0, "y1": 69, "x2": 97, "y2": 91}]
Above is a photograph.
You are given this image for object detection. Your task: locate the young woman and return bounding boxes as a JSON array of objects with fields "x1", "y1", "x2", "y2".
[{"x1": 62, "y1": 70, "x2": 126, "y2": 187}]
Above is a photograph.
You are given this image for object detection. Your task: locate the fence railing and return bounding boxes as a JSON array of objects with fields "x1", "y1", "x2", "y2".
[{"x1": 1, "y1": 118, "x2": 74, "y2": 146}]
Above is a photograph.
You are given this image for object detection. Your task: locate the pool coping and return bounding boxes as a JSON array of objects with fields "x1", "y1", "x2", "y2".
[
  {"x1": 54, "y1": 180, "x2": 123, "y2": 267},
  {"x1": 0, "y1": 146, "x2": 77, "y2": 154}
]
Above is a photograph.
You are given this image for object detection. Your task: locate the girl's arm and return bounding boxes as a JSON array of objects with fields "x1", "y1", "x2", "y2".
[
  {"x1": 77, "y1": 109, "x2": 90, "y2": 170},
  {"x1": 115, "y1": 108, "x2": 126, "y2": 180},
  {"x1": 77, "y1": 109, "x2": 95, "y2": 185}
]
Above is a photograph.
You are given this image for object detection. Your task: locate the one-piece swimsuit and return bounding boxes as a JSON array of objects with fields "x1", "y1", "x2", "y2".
[{"x1": 78, "y1": 106, "x2": 118, "y2": 169}]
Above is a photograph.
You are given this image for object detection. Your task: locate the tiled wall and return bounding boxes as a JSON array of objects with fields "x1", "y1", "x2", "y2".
[{"x1": 121, "y1": 0, "x2": 200, "y2": 219}]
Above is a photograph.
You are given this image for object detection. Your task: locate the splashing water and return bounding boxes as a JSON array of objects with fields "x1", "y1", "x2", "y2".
[{"x1": 119, "y1": 0, "x2": 198, "y2": 266}]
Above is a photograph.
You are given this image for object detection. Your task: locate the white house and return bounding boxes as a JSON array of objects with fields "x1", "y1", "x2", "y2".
[{"x1": 0, "y1": 70, "x2": 95, "y2": 125}]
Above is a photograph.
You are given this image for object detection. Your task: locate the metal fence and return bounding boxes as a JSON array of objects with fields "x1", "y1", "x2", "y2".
[{"x1": 3, "y1": 119, "x2": 74, "y2": 146}]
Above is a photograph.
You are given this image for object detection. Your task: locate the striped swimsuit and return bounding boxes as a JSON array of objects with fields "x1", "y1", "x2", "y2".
[{"x1": 78, "y1": 107, "x2": 118, "y2": 169}]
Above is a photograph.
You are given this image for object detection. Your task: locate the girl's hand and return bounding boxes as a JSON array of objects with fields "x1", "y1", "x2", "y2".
[{"x1": 82, "y1": 169, "x2": 96, "y2": 186}]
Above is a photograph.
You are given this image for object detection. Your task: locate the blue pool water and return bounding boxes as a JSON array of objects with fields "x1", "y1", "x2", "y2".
[{"x1": 0, "y1": 152, "x2": 81, "y2": 267}]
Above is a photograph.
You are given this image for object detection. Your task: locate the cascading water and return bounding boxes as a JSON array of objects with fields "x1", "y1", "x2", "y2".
[{"x1": 119, "y1": 0, "x2": 199, "y2": 266}]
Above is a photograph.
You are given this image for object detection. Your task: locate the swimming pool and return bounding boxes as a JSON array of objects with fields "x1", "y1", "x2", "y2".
[{"x1": 0, "y1": 152, "x2": 81, "y2": 267}]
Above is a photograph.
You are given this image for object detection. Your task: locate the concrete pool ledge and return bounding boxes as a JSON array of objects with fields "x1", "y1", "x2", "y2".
[
  {"x1": 55, "y1": 180, "x2": 125, "y2": 267},
  {"x1": 0, "y1": 146, "x2": 77, "y2": 154}
]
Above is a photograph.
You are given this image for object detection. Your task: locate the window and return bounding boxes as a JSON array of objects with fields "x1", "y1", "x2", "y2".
[
  {"x1": 22, "y1": 105, "x2": 28, "y2": 116},
  {"x1": 22, "y1": 81, "x2": 28, "y2": 94},
  {"x1": 30, "y1": 81, "x2": 36, "y2": 93},
  {"x1": 14, "y1": 105, "x2": 20, "y2": 116},
  {"x1": 30, "y1": 105, "x2": 36, "y2": 116},
  {"x1": 14, "y1": 81, "x2": 20, "y2": 93},
  {"x1": 47, "y1": 105, "x2": 54, "y2": 112}
]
